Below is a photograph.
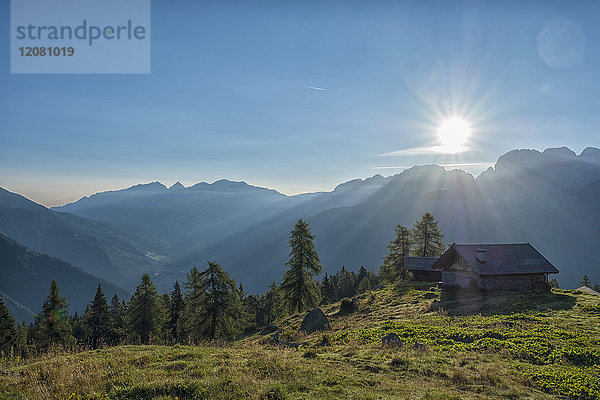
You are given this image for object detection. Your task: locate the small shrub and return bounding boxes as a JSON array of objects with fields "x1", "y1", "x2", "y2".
[
  {"x1": 389, "y1": 355, "x2": 410, "y2": 369},
  {"x1": 339, "y1": 298, "x2": 356, "y2": 314},
  {"x1": 562, "y1": 347, "x2": 600, "y2": 366},
  {"x1": 302, "y1": 349, "x2": 317, "y2": 358}
]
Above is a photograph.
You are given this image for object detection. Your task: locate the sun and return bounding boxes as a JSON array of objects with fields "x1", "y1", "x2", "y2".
[{"x1": 438, "y1": 117, "x2": 471, "y2": 147}]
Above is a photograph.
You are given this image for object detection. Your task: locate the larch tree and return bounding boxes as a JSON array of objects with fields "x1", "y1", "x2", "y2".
[
  {"x1": 86, "y1": 283, "x2": 112, "y2": 348},
  {"x1": 126, "y1": 273, "x2": 163, "y2": 344},
  {"x1": 411, "y1": 213, "x2": 445, "y2": 257},
  {"x1": 186, "y1": 262, "x2": 244, "y2": 340},
  {"x1": 379, "y1": 224, "x2": 412, "y2": 283},
  {"x1": 0, "y1": 296, "x2": 16, "y2": 354},
  {"x1": 280, "y1": 218, "x2": 322, "y2": 314}
]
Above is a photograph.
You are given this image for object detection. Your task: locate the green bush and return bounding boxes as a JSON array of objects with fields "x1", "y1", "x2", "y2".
[{"x1": 339, "y1": 298, "x2": 357, "y2": 314}]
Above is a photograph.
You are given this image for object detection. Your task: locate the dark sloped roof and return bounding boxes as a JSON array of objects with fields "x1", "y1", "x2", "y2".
[
  {"x1": 432, "y1": 243, "x2": 559, "y2": 276},
  {"x1": 404, "y1": 256, "x2": 440, "y2": 271}
]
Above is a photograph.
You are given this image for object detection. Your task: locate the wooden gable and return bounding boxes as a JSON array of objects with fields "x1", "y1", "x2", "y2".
[{"x1": 447, "y1": 254, "x2": 477, "y2": 275}]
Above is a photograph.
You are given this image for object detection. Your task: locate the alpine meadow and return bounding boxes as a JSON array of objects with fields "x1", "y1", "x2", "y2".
[{"x1": 1, "y1": 1, "x2": 600, "y2": 399}]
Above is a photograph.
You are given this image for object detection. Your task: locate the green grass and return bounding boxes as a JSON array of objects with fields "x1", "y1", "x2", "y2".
[{"x1": 1, "y1": 284, "x2": 599, "y2": 399}]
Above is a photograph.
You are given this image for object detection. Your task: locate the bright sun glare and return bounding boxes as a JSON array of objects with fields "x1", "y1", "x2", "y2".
[{"x1": 438, "y1": 117, "x2": 471, "y2": 147}]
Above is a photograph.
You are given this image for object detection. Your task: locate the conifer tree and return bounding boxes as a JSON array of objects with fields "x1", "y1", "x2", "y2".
[
  {"x1": 0, "y1": 296, "x2": 16, "y2": 354},
  {"x1": 186, "y1": 262, "x2": 244, "y2": 340},
  {"x1": 259, "y1": 283, "x2": 282, "y2": 326},
  {"x1": 320, "y1": 274, "x2": 337, "y2": 305},
  {"x1": 411, "y1": 213, "x2": 445, "y2": 257},
  {"x1": 242, "y1": 294, "x2": 261, "y2": 328},
  {"x1": 167, "y1": 281, "x2": 185, "y2": 343},
  {"x1": 357, "y1": 276, "x2": 373, "y2": 293},
  {"x1": 110, "y1": 295, "x2": 126, "y2": 344},
  {"x1": 15, "y1": 322, "x2": 28, "y2": 356},
  {"x1": 238, "y1": 283, "x2": 246, "y2": 302},
  {"x1": 33, "y1": 280, "x2": 74, "y2": 350},
  {"x1": 183, "y1": 266, "x2": 203, "y2": 342},
  {"x1": 72, "y1": 309, "x2": 90, "y2": 344},
  {"x1": 86, "y1": 284, "x2": 113, "y2": 348},
  {"x1": 380, "y1": 224, "x2": 412, "y2": 282},
  {"x1": 580, "y1": 275, "x2": 591, "y2": 287},
  {"x1": 337, "y1": 267, "x2": 356, "y2": 299},
  {"x1": 280, "y1": 219, "x2": 322, "y2": 313},
  {"x1": 593, "y1": 283, "x2": 600, "y2": 293},
  {"x1": 126, "y1": 273, "x2": 163, "y2": 344},
  {"x1": 355, "y1": 266, "x2": 369, "y2": 290}
]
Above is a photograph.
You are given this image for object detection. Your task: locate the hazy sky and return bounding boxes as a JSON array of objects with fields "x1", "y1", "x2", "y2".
[{"x1": 1, "y1": 1, "x2": 599, "y2": 206}]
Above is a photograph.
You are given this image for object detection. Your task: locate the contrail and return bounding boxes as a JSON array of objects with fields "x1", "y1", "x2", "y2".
[{"x1": 305, "y1": 85, "x2": 325, "y2": 91}]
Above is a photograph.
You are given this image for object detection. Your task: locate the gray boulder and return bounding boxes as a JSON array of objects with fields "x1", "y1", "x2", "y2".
[{"x1": 299, "y1": 307, "x2": 331, "y2": 334}]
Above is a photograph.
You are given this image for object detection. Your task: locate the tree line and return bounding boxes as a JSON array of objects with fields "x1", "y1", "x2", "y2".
[{"x1": 0, "y1": 213, "x2": 444, "y2": 355}]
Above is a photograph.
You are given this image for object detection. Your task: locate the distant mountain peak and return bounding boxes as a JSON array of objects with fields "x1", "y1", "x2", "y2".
[
  {"x1": 169, "y1": 182, "x2": 185, "y2": 191},
  {"x1": 128, "y1": 181, "x2": 168, "y2": 191},
  {"x1": 186, "y1": 179, "x2": 282, "y2": 195},
  {"x1": 543, "y1": 147, "x2": 577, "y2": 159},
  {"x1": 580, "y1": 147, "x2": 600, "y2": 163},
  {"x1": 492, "y1": 146, "x2": 590, "y2": 172},
  {"x1": 333, "y1": 174, "x2": 388, "y2": 192}
]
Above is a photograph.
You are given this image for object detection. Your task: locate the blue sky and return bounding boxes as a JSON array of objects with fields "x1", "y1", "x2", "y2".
[{"x1": 1, "y1": 0, "x2": 599, "y2": 206}]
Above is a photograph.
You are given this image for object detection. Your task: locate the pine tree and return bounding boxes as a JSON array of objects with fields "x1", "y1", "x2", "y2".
[
  {"x1": 580, "y1": 275, "x2": 591, "y2": 287},
  {"x1": 380, "y1": 224, "x2": 412, "y2": 283},
  {"x1": 280, "y1": 219, "x2": 322, "y2": 313},
  {"x1": 185, "y1": 262, "x2": 244, "y2": 340},
  {"x1": 593, "y1": 284, "x2": 600, "y2": 293},
  {"x1": 549, "y1": 278, "x2": 560, "y2": 289},
  {"x1": 86, "y1": 284, "x2": 113, "y2": 348},
  {"x1": 126, "y1": 273, "x2": 163, "y2": 344},
  {"x1": 167, "y1": 281, "x2": 185, "y2": 343},
  {"x1": 411, "y1": 213, "x2": 445, "y2": 257},
  {"x1": 0, "y1": 296, "x2": 16, "y2": 355},
  {"x1": 33, "y1": 280, "x2": 74, "y2": 350}
]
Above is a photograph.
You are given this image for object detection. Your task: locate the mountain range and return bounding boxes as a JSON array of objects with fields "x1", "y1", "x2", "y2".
[{"x1": 1, "y1": 146, "x2": 598, "y2": 309}]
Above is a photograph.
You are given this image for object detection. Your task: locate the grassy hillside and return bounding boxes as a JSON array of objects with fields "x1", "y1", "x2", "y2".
[{"x1": 1, "y1": 283, "x2": 599, "y2": 399}]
